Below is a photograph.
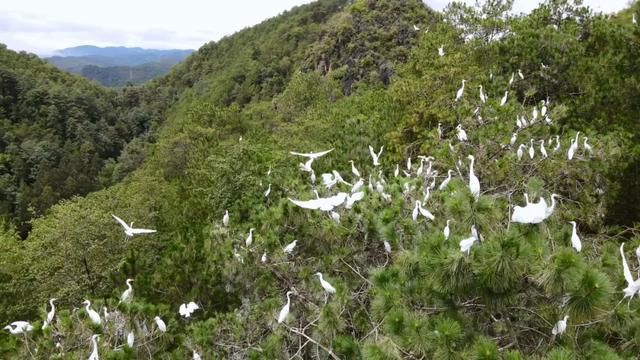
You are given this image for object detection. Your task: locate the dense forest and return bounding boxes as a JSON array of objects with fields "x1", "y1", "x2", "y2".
[{"x1": 2, "y1": 0, "x2": 640, "y2": 358}]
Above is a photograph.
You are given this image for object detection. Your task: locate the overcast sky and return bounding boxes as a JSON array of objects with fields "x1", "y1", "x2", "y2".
[{"x1": 0, "y1": 0, "x2": 631, "y2": 56}]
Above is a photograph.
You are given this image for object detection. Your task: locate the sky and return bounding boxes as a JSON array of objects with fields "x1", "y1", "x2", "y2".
[{"x1": 0, "y1": 0, "x2": 632, "y2": 56}]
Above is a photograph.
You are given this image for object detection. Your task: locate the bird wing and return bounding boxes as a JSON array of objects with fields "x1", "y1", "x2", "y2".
[
  {"x1": 346, "y1": 191, "x2": 365, "y2": 208},
  {"x1": 187, "y1": 302, "x2": 200, "y2": 312},
  {"x1": 368, "y1": 146, "x2": 377, "y2": 160},
  {"x1": 112, "y1": 214, "x2": 130, "y2": 230},
  {"x1": 179, "y1": 304, "x2": 187, "y2": 316},
  {"x1": 377, "y1": 146, "x2": 384, "y2": 157},
  {"x1": 289, "y1": 198, "x2": 323, "y2": 210},
  {"x1": 290, "y1": 149, "x2": 333, "y2": 159},
  {"x1": 620, "y1": 243, "x2": 634, "y2": 285},
  {"x1": 130, "y1": 228, "x2": 157, "y2": 234}
]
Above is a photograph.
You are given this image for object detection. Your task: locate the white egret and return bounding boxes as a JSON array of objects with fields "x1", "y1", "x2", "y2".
[
  {"x1": 439, "y1": 170, "x2": 454, "y2": 190},
  {"x1": 438, "y1": 45, "x2": 444, "y2": 57},
  {"x1": 193, "y1": 350, "x2": 202, "y2": 360},
  {"x1": 517, "y1": 144, "x2": 525, "y2": 161},
  {"x1": 112, "y1": 215, "x2": 157, "y2": 238},
  {"x1": 620, "y1": 243, "x2": 640, "y2": 302},
  {"x1": 544, "y1": 194, "x2": 560, "y2": 219},
  {"x1": 315, "y1": 273, "x2": 337, "y2": 294},
  {"x1": 245, "y1": 228, "x2": 255, "y2": 247},
  {"x1": 456, "y1": 124, "x2": 468, "y2": 142},
  {"x1": 518, "y1": 69, "x2": 524, "y2": 79},
  {"x1": 351, "y1": 178, "x2": 364, "y2": 193},
  {"x1": 289, "y1": 192, "x2": 347, "y2": 212},
  {"x1": 369, "y1": 145, "x2": 384, "y2": 166},
  {"x1": 43, "y1": 298, "x2": 57, "y2": 329},
  {"x1": 532, "y1": 107, "x2": 538, "y2": 122},
  {"x1": 567, "y1": 139, "x2": 576, "y2": 160},
  {"x1": 516, "y1": 116, "x2": 523, "y2": 129},
  {"x1": 383, "y1": 241, "x2": 392, "y2": 254},
  {"x1": 459, "y1": 225, "x2": 478, "y2": 254},
  {"x1": 261, "y1": 252, "x2": 268, "y2": 263},
  {"x1": 310, "y1": 171, "x2": 316, "y2": 184},
  {"x1": 3, "y1": 321, "x2": 33, "y2": 334},
  {"x1": 127, "y1": 331, "x2": 134, "y2": 347},
  {"x1": 437, "y1": 123, "x2": 442, "y2": 140},
  {"x1": 264, "y1": 184, "x2": 271, "y2": 197},
  {"x1": 539, "y1": 140, "x2": 548, "y2": 158},
  {"x1": 510, "y1": 132, "x2": 517, "y2": 146},
  {"x1": 267, "y1": 166, "x2": 272, "y2": 176},
  {"x1": 223, "y1": 210, "x2": 229, "y2": 227},
  {"x1": 154, "y1": 316, "x2": 167, "y2": 332},
  {"x1": 88, "y1": 334, "x2": 100, "y2": 360},
  {"x1": 552, "y1": 316, "x2": 568, "y2": 336},
  {"x1": 322, "y1": 170, "x2": 351, "y2": 189},
  {"x1": 528, "y1": 139, "x2": 535, "y2": 159},
  {"x1": 120, "y1": 278, "x2": 134, "y2": 304},
  {"x1": 455, "y1": 79, "x2": 466, "y2": 101},
  {"x1": 500, "y1": 91, "x2": 508, "y2": 106},
  {"x1": 568, "y1": 221, "x2": 582, "y2": 252},
  {"x1": 349, "y1": 160, "x2": 361, "y2": 178},
  {"x1": 416, "y1": 158, "x2": 425, "y2": 177},
  {"x1": 289, "y1": 149, "x2": 334, "y2": 160},
  {"x1": 413, "y1": 24, "x2": 419, "y2": 31},
  {"x1": 418, "y1": 201, "x2": 435, "y2": 220},
  {"x1": 394, "y1": 164, "x2": 400, "y2": 177},
  {"x1": 508, "y1": 72, "x2": 515, "y2": 86},
  {"x1": 467, "y1": 155, "x2": 480, "y2": 199},
  {"x1": 283, "y1": 240, "x2": 298, "y2": 254},
  {"x1": 277, "y1": 291, "x2": 293, "y2": 324},
  {"x1": 479, "y1": 85, "x2": 486, "y2": 103},
  {"x1": 541, "y1": 100, "x2": 548, "y2": 116},
  {"x1": 553, "y1": 135, "x2": 561, "y2": 153},
  {"x1": 299, "y1": 157, "x2": 314, "y2": 173},
  {"x1": 346, "y1": 191, "x2": 365, "y2": 209},
  {"x1": 82, "y1": 300, "x2": 102, "y2": 325},
  {"x1": 179, "y1": 302, "x2": 200, "y2": 318},
  {"x1": 330, "y1": 211, "x2": 340, "y2": 223},
  {"x1": 583, "y1": 137, "x2": 592, "y2": 155},
  {"x1": 633, "y1": 13, "x2": 637, "y2": 25},
  {"x1": 636, "y1": 246, "x2": 640, "y2": 264},
  {"x1": 103, "y1": 307, "x2": 110, "y2": 322},
  {"x1": 443, "y1": 220, "x2": 451, "y2": 240}
]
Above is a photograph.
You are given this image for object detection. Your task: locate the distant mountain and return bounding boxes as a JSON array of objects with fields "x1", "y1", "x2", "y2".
[{"x1": 45, "y1": 45, "x2": 194, "y2": 86}]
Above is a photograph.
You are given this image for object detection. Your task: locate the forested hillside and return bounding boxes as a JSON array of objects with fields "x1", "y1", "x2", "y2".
[{"x1": 2, "y1": 0, "x2": 640, "y2": 358}]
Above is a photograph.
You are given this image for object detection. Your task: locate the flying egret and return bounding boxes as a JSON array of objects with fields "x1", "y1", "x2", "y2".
[
  {"x1": 552, "y1": 316, "x2": 568, "y2": 336},
  {"x1": 568, "y1": 221, "x2": 582, "y2": 252},
  {"x1": 43, "y1": 298, "x2": 57, "y2": 329},
  {"x1": 154, "y1": 316, "x2": 167, "y2": 332},
  {"x1": 510, "y1": 132, "x2": 517, "y2": 146},
  {"x1": 289, "y1": 149, "x2": 334, "y2": 160},
  {"x1": 346, "y1": 191, "x2": 365, "y2": 209},
  {"x1": 223, "y1": 210, "x2": 229, "y2": 227},
  {"x1": 500, "y1": 91, "x2": 508, "y2": 106},
  {"x1": 384, "y1": 241, "x2": 392, "y2": 254},
  {"x1": 460, "y1": 225, "x2": 478, "y2": 254},
  {"x1": 112, "y1": 215, "x2": 156, "y2": 238},
  {"x1": 583, "y1": 137, "x2": 592, "y2": 155},
  {"x1": 299, "y1": 157, "x2": 314, "y2": 173},
  {"x1": 179, "y1": 302, "x2": 200, "y2": 318},
  {"x1": 438, "y1": 45, "x2": 444, "y2": 57},
  {"x1": 517, "y1": 144, "x2": 525, "y2": 161},
  {"x1": 245, "y1": 228, "x2": 255, "y2": 247},
  {"x1": 479, "y1": 85, "x2": 486, "y2": 103},
  {"x1": 529, "y1": 139, "x2": 535, "y2": 159},
  {"x1": 619, "y1": 243, "x2": 640, "y2": 302},
  {"x1": 444, "y1": 220, "x2": 451, "y2": 240},
  {"x1": 127, "y1": 331, "x2": 134, "y2": 348},
  {"x1": 289, "y1": 192, "x2": 348, "y2": 212},
  {"x1": 455, "y1": 79, "x2": 466, "y2": 101},
  {"x1": 467, "y1": 155, "x2": 480, "y2": 199},
  {"x1": 82, "y1": 300, "x2": 102, "y2": 325},
  {"x1": 315, "y1": 273, "x2": 337, "y2": 294},
  {"x1": 539, "y1": 140, "x2": 548, "y2": 158},
  {"x1": 277, "y1": 291, "x2": 293, "y2": 324},
  {"x1": 456, "y1": 124, "x2": 468, "y2": 142},
  {"x1": 439, "y1": 170, "x2": 454, "y2": 190},
  {"x1": 3, "y1": 321, "x2": 33, "y2": 334},
  {"x1": 88, "y1": 334, "x2": 100, "y2": 360},
  {"x1": 369, "y1": 145, "x2": 384, "y2": 166},
  {"x1": 120, "y1": 278, "x2": 134, "y2": 304},
  {"x1": 351, "y1": 179, "x2": 364, "y2": 193},
  {"x1": 567, "y1": 139, "x2": 576, "y2": 160},
  {"x1": 283, "y1": 240, "x2": 298, "y2": 255},
  {"x1": 349, "y1": 160, "x2": 361, "y2": 178},
  {"x1": 322, "y1": 170, "x2": 351, "y2": 189},
  {"x1": 264, "y1": 184, "x2": 271, "y2": 197}
]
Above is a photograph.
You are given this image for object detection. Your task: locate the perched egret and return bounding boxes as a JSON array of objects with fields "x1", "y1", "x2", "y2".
[
  {"x1": 88, "y1": 334, "x2": 100, "y2": 360},
  {"x1": 443, "y1": 220, "x2": 451, "y2": 240},
  {"x1": 346, "y1": 191, "x2": 365, "y2": 209},
  {"x1": 467, "y1": 155, "x2": 480, "y2": 199},
  {"x1": 544, "y1": 194, "x2": 560, "y2": 219},
  {"x1": 500, "y1": 91, "x2": 508, "y2": 106},
  {"x1": 368, "y1": 145, "x2": 384, "y2": 166},
  {"x1": 321, "y1": 170, "x2": 351, "y2": 189},
  {"x1": 529, "y1": 139, "x2": 535, "y2": 159},
  {"x1": 510, "y1": 132, "x2": 517, "y2": 146},
  {"x1": 479, "y1": 85, "x2": 486, "y2": 103},
  {"x1": 112, "y1": 215, "x2": 156, "y2": 238},
  {"x1": 456, "y1": 124, "x2": 468, "y2": 142},
  {"x1": 459, "y1": 225, "x2": 478, "y2": 254},
  {"x1": 517, "y1": 144, "x2": 525, "y2": 161},
  {"x1": 539, "y1": 140, "x2": 548, "y2": 158},
  {"x1": 223, "y1": 210, "x2": 229, "y2": 227},
  {"x1": 43, "y1": 298, "x2": 57, "y2": 329},
  {"x1": 583, "y1": 137, "x2": 592, "y2": 155},
  {"x1": 552, "y1": 316, "x2": 568, "y2": 336},
  {"x1": 416, "y1": 158, "x2": 425, "y2": 176},
  {"x1": 569, "y1": 221, "x2": 582, "y2": 252},
  {"x1": 455, "y1": 79, "x2": 466, "y2": 101},
  {"x1": 439, "y1": 170, "x2": 454, "y2": 190},
  {"x1": 154, "y1": 316, "x2": 167, "y2": 332},
  {"x1": 289, "y1": 192, "x2": 347, "y2": 212},
  {"x1": 277, "y1": 291, "x2": 293, "y2": 324},
  {"x1": 541, "y1": 100, "x2": 548, "y2": 116},
  {"x1": 351, "y1": 179, "x2": 364, "y2": 193},
  {"x1": 532, "y1": 107, "x2": 538, "y2": 122},
  {"x1": 245, "y1": 228, "x2": 255, "y2": 247},
  {"x1": 193, "y1": 350, "x2": 202, "y2": 360},
  {"x1": 419, "y1": 201, "x2": 435, "y2": 220},
  {"x1": 553, "y1": 135, "x2": 561, "y2": 153},
  {"x1": 349, "y1": 160, "x2": 361, "y2": 178},
  {"x1": 315, "y1": 273, "x2": 337, "y2": 294},
  {"x1": 3, "y1": 321, "x2": 33, "y2": 334},
  {"x1": 394, "y1": 164, "x2": 400, "y2": 177},
  {"x1": 299, "y1": 157, "x2": 315, "y2": 173},
  {"x1": 329, "y1": 211, "x2": 340, "y2": 223},
  {"x1": 264, "y1": 184, "x2": 271, "y2": 198},
  {"x1": 261, "y1": 252, "x2": 268, "y2": 263},
  {"x1": 179, "y1": 302, "x2": 200, "y2": 318},
  {"x1": 567, "y1": 139, "x2": 576, "y2": 160},
  {"x1": 633, "y1": 13, "x2": 637, "y2": 25},
  {"x1": 82, "y1": 300, "x2": 101, "y2": 325},
  {"x1": 438, "y1": 45, "x2": 444, "y2": 56},
  {"x1": 518, "y1": 69, "x2": 524, "y2": 79},
  {"x1": 120, "y1": 278, "x2": 134, "y2": 304},
  {"x1": 283, "y1": 240, "x2": 298, "y2": 255},
  {"x1": 619, "y1": 243, "x2": 640, "y2": 302},
  {"x1": 437, "y1": 123, "x2": 442, "y2": 140},
  {"x1": 103, "y1": 307, "x2": 110, "y2": 322},
  {"x1": 509, "y1": 72, "x2": 515, "y2": 85},
  {"x1": 384, "y1": 240, "x2": 392, "y2": 254},
  {"x1": 127, "y1": 331, "x2": 134, "y2": 347}
]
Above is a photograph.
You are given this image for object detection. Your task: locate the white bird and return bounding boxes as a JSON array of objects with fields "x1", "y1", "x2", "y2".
[
  {"x1": 82, "y1": 300, "x2": 101, "y2": 325},
  {"x1": 541, "y1": 100, "x2": 548, "y2": 116},
  {"x1": 3, "y1": 321, "x2": 33, "y2": 334},
  {"x1": 346, "y1": 191, "x2": 365, "y2": 209},
  {"x1": 193, "y1": 350, "x2": 202, "y2": 360},
  {"x1": 245, "y1": 228, "x2": 255, "y2": 247},
  {"x1": 456, "y1": 124, "x2": 468, "y2": 142},
  {"x1": 517, "y1": 144, "x2": 525, "y2": 161},
  {"x1": 443, "y1": 220, "x2": 451, "y2": 240},
  {"x1": 467, "y1": 155, "x2": 480, "y2": 199},
  {"x1": 369, "y1": 145, "x2": 384, "y2": 166},
  {"x1": 437, "y1": 123, "x2": 442, "y2": 140},
  {"x1": 349, "y1": 160, "x2": 361, "y2": 178},
  {"x1": 112, "y1": 215, "x2": 156, "y2": 238},
  {"x1": 264, "y1": 184, "x2": 271, "y2": 197},
  {"x1": 283, "y1": 240, "x2": 298, "y2": 255},
  {"x1": 261, "y1": 252, "x2": 268, "y2": 263},
  {"x1": 532, "y1": 107, "x2": 538, "y2": 122},
  {"x1": 266, "y1": 166, "x2": 272, "y2": 176},
  {"x1": 394, "y1": 164, "x2": 400, "y2": 177},
  {"x1": 329, "y1": 211, "x2": 340, "y2": 223},
  {"x1": 552, "y1": 316, "x2": 568, "y2": 336},
  {"x1": 528, "y1": 139, "x2": 535, "y2": 159},
  {"x1": 518, "y1": 69, "x2": 524, "y2": 79},
  {"x1": 154, "y1": 316, "x2": 167, "y2": 332},
  {"x1": 479, "y1": 85, "x2": 486, "y2": 103},
  {"x1": 500, "y1": 91, "x2": 508, "y2": 106},
  {"x1": 583, "y1": 137, "x2": 592, "y2": 155},
  {"x1": 553, "y1": 135, "x2": 561, "y2": 153},
  {"x1": 636, "y1": 246, "x2": 640, "y2": 264},
  {"x1": 43, "y1": 298, "x2": 57, "y2": 329},
  {"x1": 544, "y1": 193, "x2": 559, "y2": 219},
  {"x1": 179, "y1": 301, "x2": 200, "y2": 318},
  {"x1": 455, "y1": 79, "x2": 466, "y2": 101},
  {"x1": 322, "y1": 170, "x2": 351, "y2": 189},
  {"x1": 223, "y1": 210, "x2": 229, "y2": 227},
  {"x1": 289, "y1": 192, "x2": 347, "y2": 212},
  {"x1": 351, "y1": 179, "x2": 364, "y2": 193},
  {"x1": 568, "y1": 221, "x2": 582, "y2": 252},
  {"x1": 289, "y1": 149, "x2": 334, "y2": 160},
  {"x1": 620, "y1": 243, "x2": 640, "y2": 302},
  {"x1": 567, "y1": 139, "x2": 576, "y2": 160},
  {"x1": 88, "y1": 334, "x2": 100, "y2": 360},
  {"x1": 103, "y1": 307, "x2": 109, "y2": 322},
  {"x1": 315, "y1": 273, "x2": 337, "y2": 294},
  {"x1": 510, "y1": 132, "x2": 517, "y2": 146},
  {"x1": 383, "y1": 241, "x2": 392, "y2": 254},
  {"x1": 633, "y1": 13, "x2": 637, "y2": 25},
  {"x1": 460, "y1": 225, "x2": 478, "y2": 254},
  {"x1": 299, "y1": 157, "x2": 315, "y2": 173},
  {"x1": 539, "y1": 140, "x2": 548, "y2": 158},
  {"x1": 508, "y1": 72, "x2": 515, "y2": 86},
  {"x1": 439, "y1": 170, "x2": 453, "y2": 190},
  {"x1": 120, "y1": 278, "x2": 134, "y2": 304},
  {"x1": 127, "y1": 331, "x2": 134, "y2": 348},
  {"x1": 416, "y1": 158, "x2": 425, "y2": 177},
  {"x1": 413, "y1": 24, "x2": 419, "y2": 31},
  {"x1": 277, "y1": 291, "x2": 293, "y2": 324},
  {"x1": 438, "y1": 45, "x2": 444, "y2": 57}
]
